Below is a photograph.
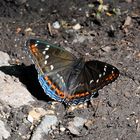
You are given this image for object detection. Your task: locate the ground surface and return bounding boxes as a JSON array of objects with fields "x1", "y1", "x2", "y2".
[{"x1": 0, "y1": 0, "x2": 140, "y2": 140}]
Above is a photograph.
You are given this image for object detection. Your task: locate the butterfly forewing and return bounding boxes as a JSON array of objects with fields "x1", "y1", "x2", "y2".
[
  {"x1": 26, "y1": 39, "x2": 78, "y2": 100},
  {"x1": 26, "y1": 39, "x2": 76, "y2": 75}
]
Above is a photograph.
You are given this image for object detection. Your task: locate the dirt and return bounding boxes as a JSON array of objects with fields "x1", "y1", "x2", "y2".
[{"x1": 0, "y1": 0, "x2": 140, "y2": 140}]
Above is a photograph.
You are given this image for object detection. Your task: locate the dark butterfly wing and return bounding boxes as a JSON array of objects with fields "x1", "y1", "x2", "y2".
[
  {"x1": 63, "y1": 60, "x2": 119, "y2": 105},
  {"x1": 26, "y1": 39, "x2": 119, "y2": 105},
  {"x1": 26, "y1": 39, "x2": 76, "y2": 75},
  {"x1": 26, "y1": 39, "x2": 77, "y2": 101},
  {"x1": 85, "y1": 60, "x2": 119, "y2": 91}
]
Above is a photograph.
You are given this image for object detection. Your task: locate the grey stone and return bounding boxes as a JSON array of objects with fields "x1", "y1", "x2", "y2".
[
  {"x1": 0, "y1": 120, "x2": 10, "y2": 140},
  {"x1": 0, "y1": 71, "x2": 35, "y2": 108},
  {"x1": 31, "y1": 115, "x2": 58, "y2": 140},
  {"x1": 67, "y1": 123, "x2": 80, "y2": 136},
  {"x1": 0, "y1": 51, "x2": 10, "y2": 66},
  {"x1": 73, "y1": 117, "x2": 87, "y2": 127},
  {"x1": 67, "y1": 117, "x2": 87, "y2": 135},
  {"x1": 73, "y1": 34, "x2": 94, "y2": 43}
]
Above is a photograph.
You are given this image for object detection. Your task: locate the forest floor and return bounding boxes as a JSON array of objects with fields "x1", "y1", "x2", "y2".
[{"x1": 0, "y1": 0, "x2": 139, "y2": 140}]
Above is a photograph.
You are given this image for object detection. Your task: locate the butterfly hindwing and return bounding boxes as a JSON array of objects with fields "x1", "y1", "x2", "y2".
[{"x1": 60, "y1": 60, "x2": 119, "y2": 105}]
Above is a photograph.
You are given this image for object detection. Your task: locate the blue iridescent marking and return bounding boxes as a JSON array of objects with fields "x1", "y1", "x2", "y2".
[{"x1": 38, "y1": 75, "x2": 64, "y2": 102}]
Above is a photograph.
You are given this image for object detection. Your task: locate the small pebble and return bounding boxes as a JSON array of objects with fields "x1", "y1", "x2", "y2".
[
  {"x1": 73, "y1": 23, "x2": 81, "y2": 30},
  {"x1": 60, "y1": 125, "x2": 66, "y2": 132},
  {"x1": 123, "y1": 16, "x2": 132, "y2": 27},
  {"x1": 136, "y1": 119, "x2": 139, "y2": 124},
  {"x1": 67, "y1": 123, "x2": 80, "y2": 135},
  {"x1": 102, "y1": 46, "x2": 111, "y2": 52},
  {"x1": 27, "y1": 115, "x2": 34, "y2": 123},
  {"x1": 85, "y1": 120, "x2": 95, "y2": 129},
  {"x1": 27, "y1": 107, "x2": 47, "y2": 123},
  {"x1": 73, "y1": 117, "x2": 87, "y2": 127},
  {"x1": 52, "y1": 21, "x2": 61, "y2": 29},
  {"x1": 25, "y1": 27, "x2": 32, "y2": 32}
]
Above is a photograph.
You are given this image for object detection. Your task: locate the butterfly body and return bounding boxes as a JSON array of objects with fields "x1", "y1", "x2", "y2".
[{"x1": 26, "y1": 39, "x2": 119, "y2": 105}]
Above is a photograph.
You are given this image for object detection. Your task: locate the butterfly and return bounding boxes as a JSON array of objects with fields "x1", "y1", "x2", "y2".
[{"x1": 25, "y1": 39, "x2": 119, "y2": 105}]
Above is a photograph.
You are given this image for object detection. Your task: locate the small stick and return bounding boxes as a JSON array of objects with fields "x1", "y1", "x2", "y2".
[{"x1": 48, "y1": 23, "x2": 52, "y2": 36}]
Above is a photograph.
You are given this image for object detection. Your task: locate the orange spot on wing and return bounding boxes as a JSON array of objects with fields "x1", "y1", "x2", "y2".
[
  {"x1": 30, "y1": 44, "x2": 39, "y2": 54},
  {"x1": 67, "y1": 72, "x2": 119, "y2": 100},
  {"x1": 44, "y1": 76, "x2": 90, "y2": 100},
  {"x1": 67, "y1": 92, "x2": 90, "y2": 100},
  {"x1": 105, "y1": 73, "x2": 119, "y2": 81},
  {"x1": 44, "y1": 76, "x2": 65, "y2": 98}
]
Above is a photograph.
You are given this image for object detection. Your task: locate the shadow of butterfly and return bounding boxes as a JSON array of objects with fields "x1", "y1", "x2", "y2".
[{"x1": 25, "y1": 39, "x2": 119, "y2": 105}]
